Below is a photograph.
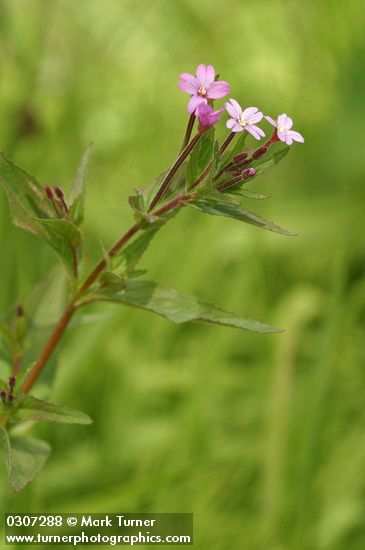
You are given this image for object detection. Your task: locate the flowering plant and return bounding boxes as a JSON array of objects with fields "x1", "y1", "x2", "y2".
[{"x1": 0, "y1": 64, "x2": 303, "y2": 493}]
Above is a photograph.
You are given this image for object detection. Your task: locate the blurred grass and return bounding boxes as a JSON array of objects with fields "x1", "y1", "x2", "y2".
[{"x1": 0, "y1": 0, "x2": 365, "y2": 548}]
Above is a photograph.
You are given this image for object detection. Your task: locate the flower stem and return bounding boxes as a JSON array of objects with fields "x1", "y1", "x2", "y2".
[
  {"x1": 22, "y1": 193, "x2": 197, "y2": 395},
  {"x1": 219, "y1": 132, "x2": 235, "y2": 154},
  {"x1": 180, "y1": 113, "x2": 196, "y2": 152},
  {"x1": 149, "y1": 133, "x2": 202, "y2": 211}
]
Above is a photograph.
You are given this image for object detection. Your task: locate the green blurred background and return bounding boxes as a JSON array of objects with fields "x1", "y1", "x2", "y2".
[{"x1": 0, "y1": 0, "x2": 365, "y2": 548}]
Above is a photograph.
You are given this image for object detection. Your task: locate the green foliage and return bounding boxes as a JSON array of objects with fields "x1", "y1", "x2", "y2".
[
  {"x1": 189, "y1": 192, "x2": 296, "y2": 236},
  {"x1": 12, "y1": 395, "x2": 93, "y2": 425},
  {"x1": 128, "y1": 193, "x2": 163, "y2": 224},
  {"x1": 186, "y1": 127, "x2": 215, "y2": 186},
  {"x1": 97, "y1": 279, "x2": 281, "y2": 333},
  {"x1": 0, "y1": 154, "x2": 81, "y2": 278},
  {"x1": 112, "y1": 226, "x2": 160, "y2": 274},
  {"x1": 0, "y1": 425, "x2": 51, "y2": 493},
  {"x1": 219, "y1": 132, "x2": 248, "y2": 168},
  {"x1": 69, "y1": 142, "x2": 93, "y2": 227},
  {"x1": 252, "y1": 142, "x2": 289, "y2": 174}
]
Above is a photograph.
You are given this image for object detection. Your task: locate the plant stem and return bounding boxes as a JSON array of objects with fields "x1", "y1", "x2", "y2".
[
  {"x1": 22, "y1": 193, "x2": 196, "y2": 394},
  {"x1": 180, "y1": 113, "x2": 196, "y2": 152},
  {"x1": 148, "y1": 133, "x2": 202, "y2": 211},
  {"x1": 219, "y1": 132, "x2": 235, "y2": 154}
]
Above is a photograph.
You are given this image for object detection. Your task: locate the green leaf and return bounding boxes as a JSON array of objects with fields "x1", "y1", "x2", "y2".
[
  {"x1": 188, "y1": 195, "x2": 296, "y2": 236},
  {"x1": 3, "y1": 187, "x2": 48, "y2": 239},
  {"x1": 0, "y1": 425, "x2": 51, "y2": 493},
  {"x1": 229, "y1": 189, "x2": 271, "y2": 200},
  {"x1": 209, "y1": 139, "x2": 221, "y2": 182},
  {"x1": 251, "y1": 143, "x2": 289, "y2": 173},
  {"x1": 219, "y1": 132, "x2": 248, "y2": 168},
  {"x1": 98, "y1": 280, "x2": 282, "y2": 334},
  {"x1": 186, "y1": 127, "x2": 215, "y2": 186},
  {"x1": 0, "y1": 152, "x2": 53, "y2": 220},
  {"x1": 12, "y1": 364, "x2": 34, "y2": 397},
  {"x1": 12, "y1": 395, "x2": 93, "y2": 425},
  {"x1": 0, "y1": 153, "x2": 81, "y2": 277},
  {"x1": 99, "y1": 271, "x2": 126, "y2": 292},
  {"x1": 112, "y1": 225, "x2": 160, "y2": 274},
  {"x1": 35, "y1": 219, "x2": 81, "y2": 277},
  {"x1": 128, "y1": 194, "x2": 162, "y2": 224},
  {"x1": 69, "y1": 142, "x2": 93, "y2": 226}
]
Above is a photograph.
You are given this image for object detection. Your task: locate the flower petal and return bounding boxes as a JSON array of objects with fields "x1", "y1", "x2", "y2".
[
  {"x1": 247, "y1": 110, "x2": 263, "y2": 125},
  {"x1": 207, "y1": 80, "x2": 230, "y2": 99},
  {"x1": 264, "y1": 115, "x2": 277, "y2": 127},
  {"x1": 285, "y1": 134, "x2": 293, "y2": 145},
  {"x1": 225, "y1": 98, "x2": 242, "y2": 120},
  {"x1": 178, "y1": 80, "x2": 198, "y2": 95},
  {"x1": 205, "y1": 65, "x2": 216, "y2": 85},
  {"x1": 278, "y1": 113, "x2": 293, "y2": 130},
  {"x1": 288, "y1": 130, "x2": 304, "y2": 143},
  {"x1": 188, "y1": 95, "x2": 206, "y2": 114},
  {"x1": 245, "y1": 125, "x2": 263, "y2": 140},
  {"x1": 229, "y1": 122, "x2": 244, "y2": 133},
  {"x1": 196, "y1": 64, "x2": 207, "y2": 85},
  {"x1": 226, "y1": 118, "x2": 237, "y2": 129},
  {"x1": 243, "y1": 107, "x2": 259, "y2": 119}
]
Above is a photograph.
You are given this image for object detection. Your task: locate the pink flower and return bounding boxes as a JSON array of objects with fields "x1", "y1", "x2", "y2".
[
  {"x1": 265, "y1": 114, "x2": 304, "y2": 145},
  {"x1": 179, "y1": 64, "x2": 230, "y2": 114},
  {"x1": 225, "y1": 99, "x2": 265, "y2": 140},
  {"x1": 196, "y1": 103, "x2": 224, "y2": 130}
]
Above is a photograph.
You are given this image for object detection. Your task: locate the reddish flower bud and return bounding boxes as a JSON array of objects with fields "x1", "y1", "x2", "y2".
[
  {"x1": 44, "y1": 185, "x2": 54, "y2": 200},
  {"x1": 233, "y1": 152, "x2": 248, "y2": 164},
  {"x1": 16, "y1": 304, "x2": 24, "y2": 317},
  {"x1": 242, "y1": 167, "x2": 256, "y2": 180},
  {"x1": 252, "y1": 144, "x2": 269, "y2": 160},
  {"x1": 7, "y1": 393, "x2": 14, "y2": 402},
  {"x1": 9, "y1": 376, "x2": 16, "y2": 388},
  {"x1": 0, "y1": 390, "x2": 6, "y2": 400},
  {"x1": 54, "y1": 186, "x2": 64, "y2": 199}
]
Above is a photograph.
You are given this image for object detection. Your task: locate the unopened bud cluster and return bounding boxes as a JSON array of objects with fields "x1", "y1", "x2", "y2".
[
  {"x1": 1, "y1": 376, "x2": 16, "y2": 405},
  {"x1": 44, "y1": 185, "x2": 69, "y2": 218}
]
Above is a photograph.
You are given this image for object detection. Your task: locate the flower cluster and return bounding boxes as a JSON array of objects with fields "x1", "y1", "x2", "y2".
[{"x1": 179, "y1": 64, "x2": 304, "y2": 144}]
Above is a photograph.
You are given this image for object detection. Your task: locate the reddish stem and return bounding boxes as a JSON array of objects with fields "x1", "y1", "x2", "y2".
[{"x1": 22, "y1": 193, "x2": 196, "y2": 394}]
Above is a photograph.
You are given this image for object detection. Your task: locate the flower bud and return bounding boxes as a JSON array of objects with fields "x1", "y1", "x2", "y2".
[
  {"x1": 9, "y1": 376, "x2": 16, "y2": 388},
  {"x1": 241, "y1": 167, "x2": 256, "y2": 180},
  {"x1": 252, "y1": 144, "x2": 269, "y2": 160},
  {"x1": 233, "y1": 152, "x2": 248, "y2": 164},
  {"x1": 54, "y1": 186, "x2": 64, "y2": 199},
  {"x1": 44, "y1": 185, "x2": 54, "y2": 200}
]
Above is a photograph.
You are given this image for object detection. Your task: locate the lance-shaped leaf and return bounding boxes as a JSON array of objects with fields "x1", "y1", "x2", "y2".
[
  {"x1": 97, "y1": 280, "x2": 281, "y2": 334},
  {"x1": 0, "y1": 153, "x2": 82, "y2": 277},
  {"x1": 0, "y1": 425, "x2": 51, "y2": 493},
  {"x1": 209, "y1": 139, "x2": 221, "y2": 181},
  {"x1": 186, "y1": 127, "x2": 215, "y2": 186},
  {"x1": 219, "y1": 132, "x2": 248, "y2": 168},
  {"x1": 111, "y1": 225, "x2": 160, "y2": 274},
  {"x1": 0, "y1": 152, "x2": 53, "y2": 220},
  {"x1": 188, "y1": 194, "x2": 296, "y2": 236},
  {"x1": 251, "y1": 143, "x2": 289, "y2": 173},
  {"x1": 69, "y1": 142, "x2": 93, "y2": 226},
  {"x1": 35, "y1": 218, "x2": 82, "y2": 277},
  {"x1": 12, "y1": 395, "x2": 93, "y2": 425}
]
